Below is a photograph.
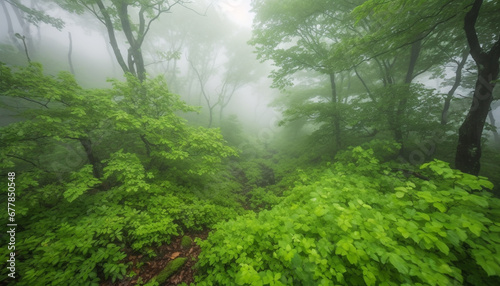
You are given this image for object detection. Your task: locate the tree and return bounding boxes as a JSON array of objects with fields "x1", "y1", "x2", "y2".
[
  {"x1": 0, "y1": 0, "x2": 64, "y2": 60},
  {"x1": 250, "y1": 0, "x2": 357, "y2": 152},
  {"x1": 345, "y1": 0, "x2": 500, "y2": 174},
  {"x1": 455, "y1": 0, "x2": 500, "y2": 175},
  {"x1": 179, "y1": 10, "x2": 259, "y2": 128},
  {"x1": 0, "y1": 62, "x2": 236, "y2": 183},
  {"x1": 56, "y1": 0, "x2": 188, "y2": 81}
]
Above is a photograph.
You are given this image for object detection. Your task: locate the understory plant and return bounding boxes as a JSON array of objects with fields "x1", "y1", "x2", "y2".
[
  {"x1": 196, "y1": 145, "x2": 500, "y2": 285},
  {"x1": 0, "y1": 62, "x2": 241, "y2": 285}
]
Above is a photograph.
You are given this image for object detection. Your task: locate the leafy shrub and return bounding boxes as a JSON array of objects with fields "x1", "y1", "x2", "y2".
[
  {"x1": 0, "y1": 181, "x2": 241, "y2": 286},
  {"x1": 195, "y1": 146, "x2": 500, "y2": 285},
  {"x1": 246, "y1": 187, "x2": 282, "y2": 211},
  {"x1": 0, "y1": 62, "x2": 242, "y2": 285}
]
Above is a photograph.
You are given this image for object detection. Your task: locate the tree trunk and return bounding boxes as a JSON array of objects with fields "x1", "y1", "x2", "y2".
[
  {"x1": 95, "y1": 0, "x2": 129, "y2": 75},
  {"x1": 488, "y1": 110, "x2": 500, "y2": 145},
  {"x1": 67, "y1": 32, "x2": 75, "y2": 75},
  {"x1": 394, "y1": 39, "x2": 421, "y2": 148},
  {"x1": 441, "y1": 49, "x2": 469, "y2": 125},
  {"x1": 455, "y1": 0, "x2": 500, "y2": 175},
  {"x1": 117, "y1": 2, "x2": 146, "y2": 81},
  {"x1": 219, "y1": 105, "x2": 224, "y2": 124},
  {"x1": 455, "y1": 70, "x2": 496, "y2": 174},
  {"x1": 1, "y1": 0, "x2": 23, "y2": 51},
  {"x1": 329, "y1": 73, "x2": 341, "y2": 151},
  {"x1": 12, "y1": 2, "x2": 33, "y2": 53},
  {"x1": 79, "y1": 138, "x2": 102, "y2": 178},
  {"x1": 208, "y1": 106, "x2": 214, "y2": 128}
]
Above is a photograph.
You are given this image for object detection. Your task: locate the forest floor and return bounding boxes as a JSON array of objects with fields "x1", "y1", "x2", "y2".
[{"x1": 100, "y1": 230, "x2": 210, "y2": 286}]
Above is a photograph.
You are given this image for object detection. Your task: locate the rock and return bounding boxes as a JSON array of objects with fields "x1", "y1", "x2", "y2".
[
  {"x1": 181, "y1": 236, "x2": 193, "y2": 249},
  {"x1": 152, "y1": 257, "x2": 187, "y2": 284}
]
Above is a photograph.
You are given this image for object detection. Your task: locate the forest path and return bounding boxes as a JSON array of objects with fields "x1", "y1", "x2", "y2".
[{"x1": 100, "y1": 230, "x2": 210, "y2": 286}]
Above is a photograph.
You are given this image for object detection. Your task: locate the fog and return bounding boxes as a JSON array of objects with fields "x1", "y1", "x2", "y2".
[
  {"x1": 1, "y1": 1, "x2": 500, "y2": 285},
  {"x1": 1, "y1": 0, "x2": 499, "y2": 166},
  {"x1": 0, "y1": 0, "x2": 279, "y2": 135}
]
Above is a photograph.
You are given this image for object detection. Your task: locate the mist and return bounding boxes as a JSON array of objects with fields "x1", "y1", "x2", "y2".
[
  {"x1": 0, "y1": 0, "x2": 279, "y2": 135},
  {"x1": 1, "y1": 1, "x2": 499, "y2": 285}
]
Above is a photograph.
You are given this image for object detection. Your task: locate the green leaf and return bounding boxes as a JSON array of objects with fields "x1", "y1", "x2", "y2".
[
  {"x1": 362, "y1": 268, "x2": 377, "y2": 286},
  {"x1": 435, "y1": 241, "x2": 449, "y2": 255},
  {"x1": 314, "y1": 206, "x2": 326, "y2": 217},
  {"x1": 433, "y1": 202, "x2": 447, "y2": 213},
  {"x1": 397, "y1": 227, "x2": 410, "y2": 239},
  {"x1": 388, "y1": 254, "x2": 409, "y2": 274}
]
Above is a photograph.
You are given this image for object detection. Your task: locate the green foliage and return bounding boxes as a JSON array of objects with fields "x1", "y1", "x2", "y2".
[
  {"x1": 5, "y1": 0, "x2": 65, "y2": 30},
  {"x1": 0, "y1": 62, "x2": 241, "y2": 285},
  {"x1": 64, "y1": 164, "x2": 101, "y2": 202},
  {"x1": 196, "y1": 145, "x2": 500, "y2": 285},
  {"x1": 246, "y1": 187, "x2": 282, "y2": 211},
  {"x1": 103, "y1": 151, "x2": 152, "y2": 193},
  {"x1": 250, "y1": 0, "x2": 353, "y2": 88},
  {"x1": 0, "y1": 180, "x2": 241, "y2": 285}
]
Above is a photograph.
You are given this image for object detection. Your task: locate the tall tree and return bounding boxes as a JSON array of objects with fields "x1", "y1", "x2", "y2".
[
  {"x1": 250, "y1": 0, "x2": 358, "y2": 152},
  {"x1": 335, "y1": 0, "x2": 499, "y2": 173},
  {"x1": 455, "y1": 0, "x2": 500, "y2": 175},
  {"x1": 1, "y1": 0, "x2": 64, "y2": 56},
  {"x1": 57, "y1": 0, "x2": 187, "y2": 81}
]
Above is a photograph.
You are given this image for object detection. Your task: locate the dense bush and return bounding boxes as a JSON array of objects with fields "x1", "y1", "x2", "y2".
[
  {"x1": 196, "y1": 146, "x2": 500, "y2": 285},
  {"x1": 0, "y1": 62, "x2": 242, "y2": 285},
  {"x1": 0, "y1": 178, "x2": 243, "y2": 285}
]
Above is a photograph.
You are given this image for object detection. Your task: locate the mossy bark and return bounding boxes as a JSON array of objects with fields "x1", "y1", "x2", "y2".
[
  {"x1": 181, "y1": 236, "x2": 193, "y2": 249},
  {"x1": 152, "y1": 257, "x2": 187, "y2": 284}
]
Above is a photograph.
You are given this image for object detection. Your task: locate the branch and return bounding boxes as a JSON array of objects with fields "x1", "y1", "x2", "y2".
[
  {"x1": 179, "y1": 1, "x2": 211, "y2": 16},
  {"x1": 19, "y1": 96, "x2": 50, "y2": 108},
  {"x1": 138, "y1": 0, "x2": 185, "y2": 47},
  {"x1": 353, "y1": 66, "x2": 375, "y2": 102},
  {"x1": 81, "y1": 2, "x2": 106, "y2": 26},
  {"x1": 7, "y1": 154, "x2": 40, "y2": 169},
  {"x1": 189, "y1": 59, "x2": 214, "y2": 107},
  {"x1": 463, "y1": 0, "x2": 483, "y2": 62},
  {"x1": 349, "y1": 10, "x2": 458, "y2": 72},
  {"x1": 94, "y1": 0, "x2": 130, "y2": 74}
]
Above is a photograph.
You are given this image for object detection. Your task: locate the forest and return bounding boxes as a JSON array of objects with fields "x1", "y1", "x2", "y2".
[{"x1": 0, "y1": 0, "x2": 499, "y2": 285}]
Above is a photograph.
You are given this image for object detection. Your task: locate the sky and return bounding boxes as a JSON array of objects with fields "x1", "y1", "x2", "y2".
[{"x1": 217, "y1": 0, "x2": 254, "y2": 27}]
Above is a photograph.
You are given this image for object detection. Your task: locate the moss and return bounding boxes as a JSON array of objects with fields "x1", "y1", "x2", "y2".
[
  {"x1": 153, "y1": 257, "x2": 187, "y2": 284},
  {"x1": 181, "y1": 236, "x2": 193, "y2": 249}
]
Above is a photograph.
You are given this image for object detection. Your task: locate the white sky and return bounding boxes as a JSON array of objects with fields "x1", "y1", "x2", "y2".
[{"x1": 217, "y1": 0, "x2": 254, "y2": 27}]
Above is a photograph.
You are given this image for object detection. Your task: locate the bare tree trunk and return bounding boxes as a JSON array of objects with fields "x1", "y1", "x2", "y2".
[
  {"x1": 67, "y1": 32, "x2": 75, "y2": 75},
  {"x1": 441, "y1": 49, "x2": 469, "y2": 125},
  {"x1": 117, "y1": 2, "x2": 146, "y2": 81},
  {"x1": 394, "y1": 39, "x2": 421, "y2": 149},
  {"x1": 95, "y1": 0, "x2": 130, "y2": 75},
  {"x1": 12, "y1": 2, "x2": 33, "y2": 53},
  {"x1": 488, "y1": 110, "x2": 500, "y2": 145},
  {"x1": 329, "y1": 73, "x2": 341, "y2": 152},
  {"x1": 190, "y1": 60, "x2": 217, "y2": 128},
  {"x1": 455, "y1": 0, "x2": 500, "y2": 175},
  {"x1": 1, "y1": 0, "x2": 23, "y2": 51}
]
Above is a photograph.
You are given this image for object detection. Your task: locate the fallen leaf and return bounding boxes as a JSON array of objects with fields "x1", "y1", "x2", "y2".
[{"x1": 170, "y1": 252, "x2": 181, "y2": 259}]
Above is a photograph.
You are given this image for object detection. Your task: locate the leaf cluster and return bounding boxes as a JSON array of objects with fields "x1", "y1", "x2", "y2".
[
  {"x1": 0, "y1": 62, "x2": 240, "y2": 285},
  {"x1": 196, "y1": 144, "x2": 500, "y2": 285}
]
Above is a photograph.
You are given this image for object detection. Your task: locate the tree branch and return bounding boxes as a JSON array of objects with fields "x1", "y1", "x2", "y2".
[
  {"x1": 94, "y1": 0, "x2": 130, "y2": 74},
  {"x1": 463, "y1": 0, "x2": 483, "y2": 62}
]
